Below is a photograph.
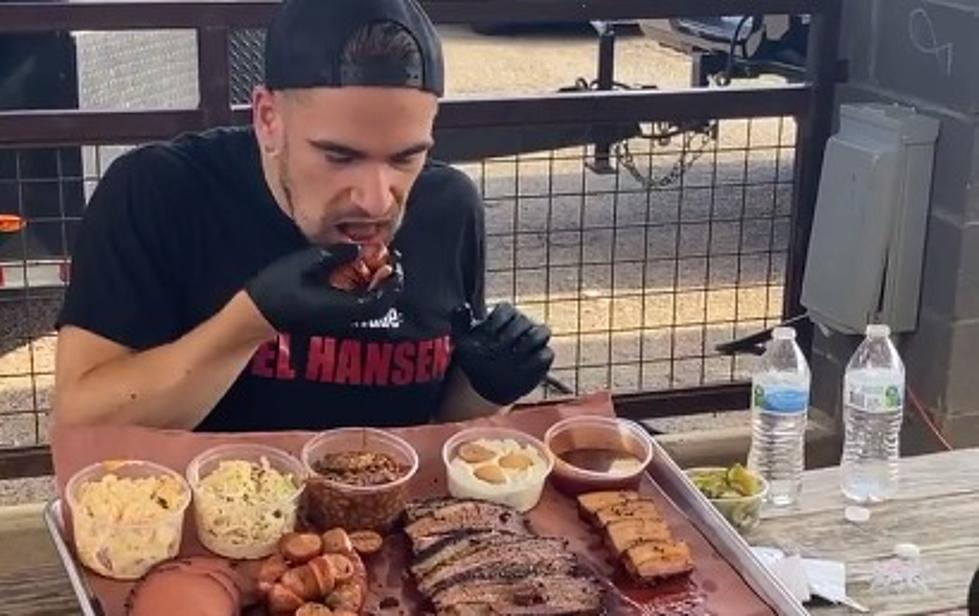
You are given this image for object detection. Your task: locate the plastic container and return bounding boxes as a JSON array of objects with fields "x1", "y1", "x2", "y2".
[
  {"x1": 685, "y1": 466, "x2": 769, "y2": 533},
  {"x1": 301, "y1": 428, "x2": 418, "y2": 532},
  {"x1": 543, "y1": 416, "x2": 654, "y2": 496},
  {"x1": 186, "y1": 443, "x2": 306, "y2": 559},
  {"x1": 442, "y1": 426, "x2": 553, "y2": 512},
  {"x1": 65, "y1": 460, "x2": 191, "y2": 580},
  {"x1": 747, "y1": 326, "x2": 810, "y2": 506},
  {"x1": 841, "y1": 324, "x2": 905, "y2": 503}
]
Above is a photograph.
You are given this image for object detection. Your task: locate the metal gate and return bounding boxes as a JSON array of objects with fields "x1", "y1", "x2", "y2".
[{"x1": 0, "y1": 0, "x2": 841, "y2": 479}]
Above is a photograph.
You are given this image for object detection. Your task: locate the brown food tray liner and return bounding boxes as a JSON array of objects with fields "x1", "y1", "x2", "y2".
[{"x1": 51, "y1": 392, "x2": 773, "y2": 616}]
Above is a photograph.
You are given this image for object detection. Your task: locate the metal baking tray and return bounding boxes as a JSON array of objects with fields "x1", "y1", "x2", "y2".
[
  {"x1": 43, "y1": 499, "x2": 104, "y2": 616},
  {"x1": 644, "y1": 436, "x2": 807, "y2": 615},
  {"x1": 45, "y1": 436, "x2": 805, "y2": 616}
]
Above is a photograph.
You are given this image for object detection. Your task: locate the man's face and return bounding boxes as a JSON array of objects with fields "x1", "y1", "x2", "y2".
[{"x1": 253, "y1": 85, "x2": 437, "y2": 246}]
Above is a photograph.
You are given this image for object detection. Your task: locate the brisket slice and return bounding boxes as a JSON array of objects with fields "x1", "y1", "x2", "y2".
[
  {"x1": 412, "y1": 531, "x2": 465, "y2": 555},
  {"x1": 418, "y1": 537, "x2": 574, "y2": 596},
  {"x1": 432, "y1": 573, "x2": 604, "y2": 615},
  {"x1": 440, "y1": 604, "x2": 603, "y2": 616},
  {"x1": 404, "y1": 497, "x2": 488, "y2": 524},
  {"x1": 411, "y1": 531, "x2": 529, "y2": 579},
  {"x1": 404, "y1": 500, "x2": 529, "y2": 548}
]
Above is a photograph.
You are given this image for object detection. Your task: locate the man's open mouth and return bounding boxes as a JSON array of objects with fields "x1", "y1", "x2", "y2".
[{"x1": 337, "y1": 222, "x2": 386, "y2": 243}]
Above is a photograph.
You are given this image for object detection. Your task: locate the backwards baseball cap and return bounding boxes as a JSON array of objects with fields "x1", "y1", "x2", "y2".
[{"x1": 263, "y1": 0, "x2": 444, "y2": 97}]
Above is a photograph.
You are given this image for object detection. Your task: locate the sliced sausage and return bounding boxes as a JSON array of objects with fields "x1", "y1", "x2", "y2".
[
  {"x1": 279, "y1": 532, "x2": 324, "y2": 565},
  {"x1": 348, "y1": 530, "x2": 384, "y2": 556}
]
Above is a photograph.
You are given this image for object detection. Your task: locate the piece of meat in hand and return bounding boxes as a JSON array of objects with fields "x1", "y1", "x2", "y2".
[{"x1": 327, "y1": 243, "x2": 393, "y2": 292}]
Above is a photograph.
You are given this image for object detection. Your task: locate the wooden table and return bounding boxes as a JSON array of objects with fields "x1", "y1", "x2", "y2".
[
  {"x1": 0, "y1": 503, "x2": 80, "y2": 615},
  {"x1": 2, "y1": 449, "x2": 977, "y2": 615},
  {"x1": 748, "y1": 447, "x2": 979, "y2": 615}
]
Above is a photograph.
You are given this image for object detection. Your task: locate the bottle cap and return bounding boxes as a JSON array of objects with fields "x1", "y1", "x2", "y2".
[
  {"x1": 866, "y1": 324, "x2": 891, "y2": 338},
  {"x1": 772, "y1": 327, "x2": 796, "y2": 340},
  {"x1": 894, "y1": 542, "x2": 920, "y2": 560},
  {"x1": 844, "y1": 505, "x2": 871, "y2": 523}
]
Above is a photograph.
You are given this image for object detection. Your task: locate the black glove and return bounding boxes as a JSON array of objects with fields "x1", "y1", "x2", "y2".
[
  {"x1": 451, "y1": 302, "x2": 555, "y2": 406},
  {"x1": 246, "y1": 244, "x2": 403, "y2": 334}
]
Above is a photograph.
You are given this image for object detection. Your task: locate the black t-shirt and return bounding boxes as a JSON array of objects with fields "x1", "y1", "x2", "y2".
[{"x1": 58, "y1": 126, "x2": 486, "y2": 431}]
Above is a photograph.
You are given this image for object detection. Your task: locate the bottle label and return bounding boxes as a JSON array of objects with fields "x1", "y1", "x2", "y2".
[
  {"x1": 845, "y1": 382, "x2": 903, "y2": 412},
  {"x1": 753, "y1": 384, "x2": 809, "y2": 415}
]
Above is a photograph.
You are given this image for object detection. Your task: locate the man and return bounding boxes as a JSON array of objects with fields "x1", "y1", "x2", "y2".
[{"x1": 53, "y1": 0, "x2": 554, "y2": 431}]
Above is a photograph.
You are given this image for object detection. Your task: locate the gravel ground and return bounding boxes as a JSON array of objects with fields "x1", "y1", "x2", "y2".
[{"x1": 1, "y1": 26, "x2": 789, "y2": 501}]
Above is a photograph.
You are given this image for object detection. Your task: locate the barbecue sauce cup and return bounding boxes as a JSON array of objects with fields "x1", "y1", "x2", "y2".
[
  {"x1": 300, "y1": 427, "x2": 419, "y2": 533},
  {"x1": 544, "y1": 416, "x2": 654, "y2": 496}
]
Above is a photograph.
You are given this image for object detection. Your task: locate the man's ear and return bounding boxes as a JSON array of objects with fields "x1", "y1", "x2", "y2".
[{"x1": 252, "y1": 85, "x2": 283, "y2": 157}]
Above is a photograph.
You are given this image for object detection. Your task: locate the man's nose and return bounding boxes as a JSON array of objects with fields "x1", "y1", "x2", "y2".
[{"x1": 350, "y1": 164, "x2": 395, "y2": 219}]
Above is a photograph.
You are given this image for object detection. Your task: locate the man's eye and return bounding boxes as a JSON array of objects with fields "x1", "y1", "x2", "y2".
[
  {"x1": 326, "y1": 154, "x2": 354, "y2": 165},
  {"x1": 392, "y1": 154, "x2": 422, "y2": 168}
]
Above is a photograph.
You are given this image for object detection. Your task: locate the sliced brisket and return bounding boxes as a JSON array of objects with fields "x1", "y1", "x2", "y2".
[
  {"x1": 406, "y1": 498, "x2": 606, "y2": 615},
  {"x1": 404, "y1": 500, "x2": 529, "y2": 549},
  {"x1": 418, "y1": 537, "x2": 574, "y2": 596},
  {"x1": 438, "y1": 603, "x2": 604, "y2": 616},
  {"x1": 411, "y1": 531, "x2": 528, "y2": 579},
  {"x1": 432, "y1": 573, "x2": 604, "y2": 615},
  {"x1": 404, "y1": 497, "x2": 487, "y2": 524},
  {"x1": 442, "y1": 603, "x2": 605, "y2": 616}
]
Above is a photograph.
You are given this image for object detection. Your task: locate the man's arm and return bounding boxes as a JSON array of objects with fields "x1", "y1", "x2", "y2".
[
  {"x1": 54, "y1": 291, "x2": 274, "y2": 429},
  {"x1": 55, "y1": 146, "x2": 406, "y2": 429},
  {"x1": 430, "y1": 166, "x2": 504, "y2": 421},
  {"x1": 56, "y1": 242, "x2": 403, "y2": 429},
  {"x1": 435, "y1": 367, "x2": 508, "y2": 422}
]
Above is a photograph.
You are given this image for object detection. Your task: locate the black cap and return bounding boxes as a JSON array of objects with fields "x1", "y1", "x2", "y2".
[{"x1": 264, "y1": 0, "x2": 444, "y2": 97}]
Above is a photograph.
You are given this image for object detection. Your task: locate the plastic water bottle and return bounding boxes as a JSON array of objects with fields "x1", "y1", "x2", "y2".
[
  {"x1": 747, "y1": 327, "x2": 810, "y2": 507},
  {"x1": 841, "y1": 324, "x2": 905, "y2": 503}
]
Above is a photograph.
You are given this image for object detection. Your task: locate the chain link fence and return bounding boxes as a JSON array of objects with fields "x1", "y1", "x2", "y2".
[{"x1": 0, "y1": 111, "x2": 793, "y2": 447}]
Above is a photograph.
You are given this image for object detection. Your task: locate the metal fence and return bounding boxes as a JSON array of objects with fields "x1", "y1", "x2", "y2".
[{"x1": 0, "y1": 0, "x2": 841, "y2": 478}]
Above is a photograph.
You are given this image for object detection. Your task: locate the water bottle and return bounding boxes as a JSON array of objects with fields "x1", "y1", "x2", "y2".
[
  {"x1": 747, "y1": 327, "x2": 810, "y2": 506},
  {"x1": 841, "y1": 324, "x2": 905, "y2": 503}
]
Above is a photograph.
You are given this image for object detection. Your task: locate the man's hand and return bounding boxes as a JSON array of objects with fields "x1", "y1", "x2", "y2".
[
  {"x1": 450, "y1": 302, "x2": 554, "y2": 406},
  {"x1": 246, "y1": 244, "x2": 403, "y2": 334}
]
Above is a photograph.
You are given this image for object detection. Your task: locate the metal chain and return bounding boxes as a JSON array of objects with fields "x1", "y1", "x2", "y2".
[
  {"x1": 612, "y1": 121, "x2": 717, "y2": 191},
  {"x1": 562, "y1": 75, "x2": 718, "y2": 191}
]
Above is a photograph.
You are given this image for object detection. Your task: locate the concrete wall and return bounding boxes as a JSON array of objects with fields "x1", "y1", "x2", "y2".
[{"x1": 810, "y1": 0, "x2": 979, "y2": 449}]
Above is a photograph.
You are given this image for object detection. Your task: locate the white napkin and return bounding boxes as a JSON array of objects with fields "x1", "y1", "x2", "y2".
[
  {"x1": 751, "y1": 547, "x2": 869, "y2": 612},
  {"x1": 771, "y1": 555, "x2": 811, "y2": 603}
]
